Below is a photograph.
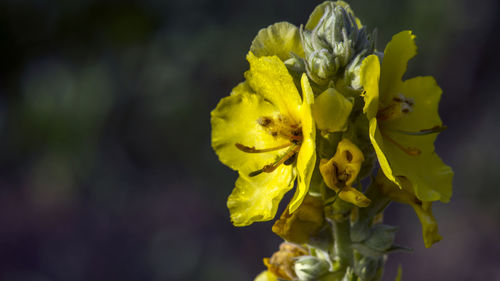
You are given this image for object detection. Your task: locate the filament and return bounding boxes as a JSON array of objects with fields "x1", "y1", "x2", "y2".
[
  {"x1": 248, "y1": 145, "x2": 300, "y2": 177},
  {"x1": 380, "y1": 131, "x2": 421, "y2": 156},
  {"x1": 235, "y1": 142, "x2": 292, "y2": 153}
]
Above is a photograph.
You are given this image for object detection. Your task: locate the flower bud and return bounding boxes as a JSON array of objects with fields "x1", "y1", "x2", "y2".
[
  {"x1": 354, "y1": 256, "x2": 382, "y2": 281},
  {"x1": 301, "y1": 1, "x2": 375, "y2": 85},
  {"x1": 284, "y1": 53, "x2": 306, "y2": 73},
  {"x1": 294, "y1": 256, "x2": 330, "y2": 281},
  {"x1": 363, "y1": 224, "x2": 398, "y2": 252},
  {"x1": 311, "y1": 88, "x2": 353, "y2": 133},
  {"x1": 343, "y1": 53, "x2": 363, "y2": 89}
]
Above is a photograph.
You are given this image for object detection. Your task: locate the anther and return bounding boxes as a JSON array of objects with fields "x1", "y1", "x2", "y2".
[
  {"x1": 248, "y1": 146, "x2": 300, "y2": 177},
  {"x1": 284, "y1": 152, "x2": 297, "y2": 165},
  {"x1": 377, "y1": 94, "x2": 414, "y2": 121},
  {"x1": 258, "y1": 116, "x2": 273, "y2": 127}
]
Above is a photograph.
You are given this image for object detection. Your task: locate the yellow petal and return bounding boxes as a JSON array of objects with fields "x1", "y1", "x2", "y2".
[
  {"x1": 272, "y1": 195, "x2": 324, "y2": 244},
  {"x1": 255, "y1": 271, "x2": 278, "y2": 281},
  {"x1": 376, "y1": 172, "x2": 442, "y2": 248},
  {"x1": 228, "y1": 165, "x2": 295, "y2": 226},
  {"x1": 311, "y1": 88, "x2": 353, "y2": 132},
  {"x1": 388, "y1": 76, "x2": 443, "y2": 139},
  {"x1": 381, "y1": 76, "x2": 453, "y2": 202},
  {"x1": 370, "y1": 117, "x2": 453, "y2": 202},
  {"x1": 289, "y1": 74, "x2": 316, "y2": 213},
  {"x1": 319, "y1": 158, "x2": 340, "y2": 193},
  {"x1": 410, "y1": 201, "x2": 442, "y2": 248},
  {"x1": 250, "y1": 22, "x2": 304, "y2": 61},
  {"x1": 379, "y1": 31, "x2": 417, "y2": 103},
  {"x1": 394, "y1": 149, "x2": 453, "y2": 203},
  {"x1": 338, "y1": 187, "x2": 371, "y2": 207},
  {"x1": 360, "y1": 55, "x2": 380, "y2": 120},
  {"x1": 245, "y1": 52, "x2": 302, "y2": 123},
  {"x1": 211, "y1": 82, "x2": 281, "y2": 173},
  {"x1": 369, "y1": 117, "x2": 399, "y2": 186}
]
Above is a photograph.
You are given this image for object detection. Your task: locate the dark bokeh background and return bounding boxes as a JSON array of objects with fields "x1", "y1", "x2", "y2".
[{"x1": 0, "y1": 0, "x2": 499, "y2": 280}]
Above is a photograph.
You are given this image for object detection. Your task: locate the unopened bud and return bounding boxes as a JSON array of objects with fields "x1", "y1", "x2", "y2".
[
  {"x1": 311, "y1": 88, "x2": 353, "y2": 133},
  {"x1": 294, "y1": 256, "x2": 330, "y2": 281},
  {"x1": 354, "y1": 256, "x2": 382, "y2": 281},
  {"x1": 363, "y1": 224, "x2": 398, "y2": 252},
  {"x1": 301, "y1": 1, "x2": 375, "y2": 85}
]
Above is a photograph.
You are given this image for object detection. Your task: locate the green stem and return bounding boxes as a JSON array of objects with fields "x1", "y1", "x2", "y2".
[{"x1": 332, "y1": 218, "x2": 353, "y2": 270}]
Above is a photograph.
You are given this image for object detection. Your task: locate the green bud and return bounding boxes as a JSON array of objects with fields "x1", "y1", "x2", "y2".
[
  {"x1": 294, "y1": 256, "x2": 330, "y2": 281},
  {"x1": 351, "y1": 221, "x2": 370, "y2": 243},
  {"x1": 354, "y1": 256, "x2": 383, "y2": 281},
  {"x1": 301, "y1": 1, "x2": 375, "y2": 85},
  {"x1": 284, "y1": 52, "x2": 306, "y2": 73},
  {"x1": 343, "y1": 53, "x2": 364, "y2": 90},
  {"x1": 363, "y1": 224, "x2": 398, "y2": 252},
  {"x1": 351, "y1": 242, "x2": 383, "y2": 259}
]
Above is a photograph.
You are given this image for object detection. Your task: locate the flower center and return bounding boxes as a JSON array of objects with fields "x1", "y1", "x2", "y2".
[
  {"x1": 376, "y1": 94, "x2": 447, "y2": 156},
  {"x1": 257, "y1": 115, "x2": 303, "y2": 142},
  {"x1": 236, "y1": 114, "x2": 303, "y2": 177},
  {"x1": 377, "y1": 93, "x2": 414, "y2": 121}
]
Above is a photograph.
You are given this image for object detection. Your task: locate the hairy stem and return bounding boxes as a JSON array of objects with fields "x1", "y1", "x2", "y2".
[{"x1": 332, "y1": 218, "x2": 353, "y2": 271}]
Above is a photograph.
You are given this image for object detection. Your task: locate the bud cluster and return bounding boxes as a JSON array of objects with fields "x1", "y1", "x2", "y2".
[{"x1": 300, "y1": 2, "x2": 375, "y2": 88}]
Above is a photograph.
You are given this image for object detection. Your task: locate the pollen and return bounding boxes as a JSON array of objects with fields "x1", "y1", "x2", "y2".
[{"x1": 257, "y1": 114, "x2": 303, "y2": 141}]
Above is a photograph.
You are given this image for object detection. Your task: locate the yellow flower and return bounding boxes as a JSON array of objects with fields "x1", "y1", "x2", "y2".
[
  {"x1": 211, "y1": 52, "x2": 316, "y2": 226},
  {"x1": 360, "y1": 31, "x2": 453, "y2": 203},
  {"x1": 375, "y1": 172, "x2": 442, "y2": 248}
]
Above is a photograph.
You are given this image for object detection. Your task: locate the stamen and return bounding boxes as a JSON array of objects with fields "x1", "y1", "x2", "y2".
[
  {"x1": 381, "y1": 131, "x2": 421, "y2": 156},
  {"x1": 248, "y1": 145, "x2": 300, "y2": 177},
  {"x1": 235, "y1": 142, "x2": 292, "y2": 153},
  {"x1": 283, "y1": 152, "x2": 297, "y2": 165},
  {"x1": 389, "y1": 125, "x2": 447, "y2": 136}
]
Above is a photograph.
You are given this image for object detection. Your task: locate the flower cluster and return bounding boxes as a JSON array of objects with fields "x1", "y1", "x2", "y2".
[{"x1": 211, "y1": 1, "x2": 453, "y2": 280}]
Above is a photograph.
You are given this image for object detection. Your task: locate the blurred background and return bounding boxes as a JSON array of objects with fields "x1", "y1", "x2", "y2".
[{"x1": 0, "y1": 0, "x2": 499, "y2": 280}]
